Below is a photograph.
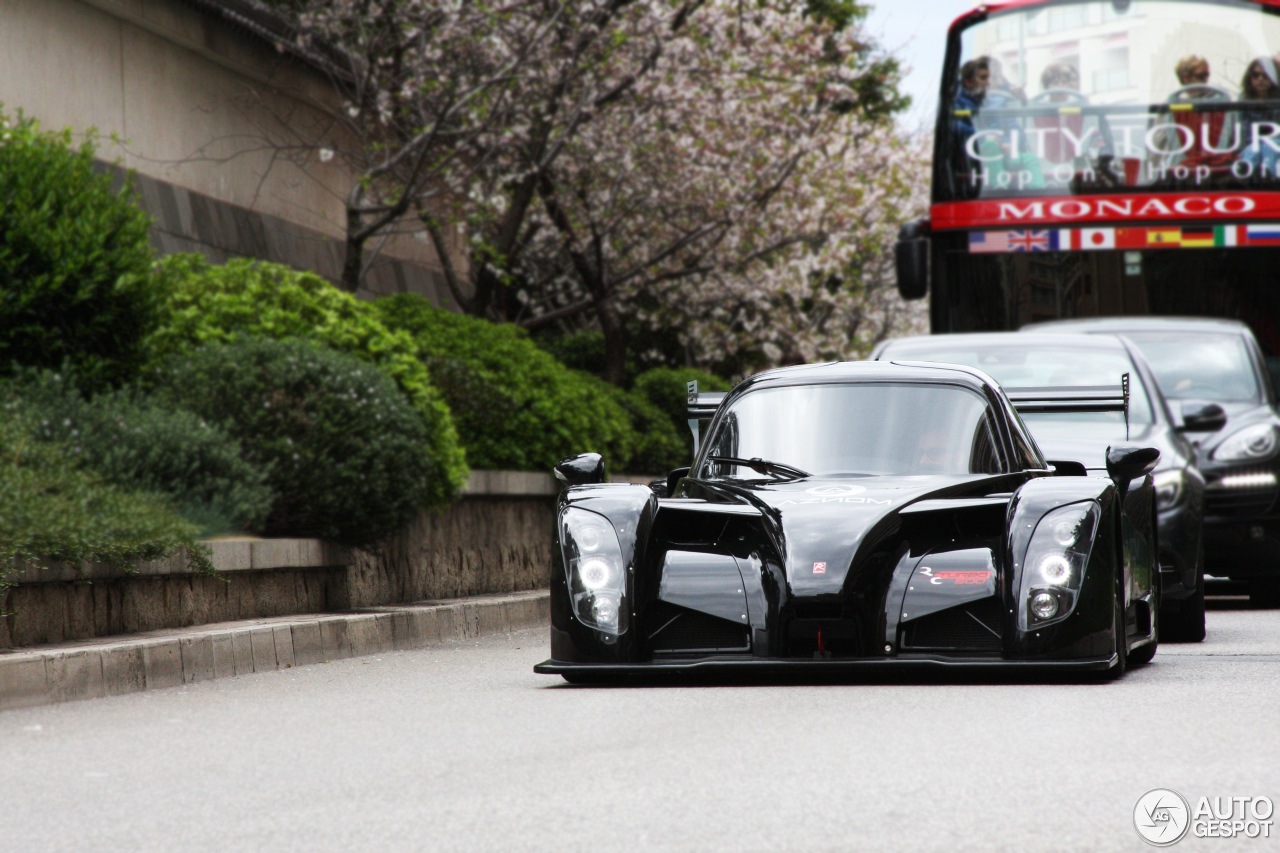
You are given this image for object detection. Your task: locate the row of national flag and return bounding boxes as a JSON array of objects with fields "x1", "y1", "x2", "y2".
[{"x1": 969, "y1": 224, "x2": 1280, "y2": 254}]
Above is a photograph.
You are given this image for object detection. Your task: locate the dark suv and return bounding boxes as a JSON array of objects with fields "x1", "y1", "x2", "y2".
[{"x1": 1026, "y1": 318, "x2": 1280, "y2": 605}]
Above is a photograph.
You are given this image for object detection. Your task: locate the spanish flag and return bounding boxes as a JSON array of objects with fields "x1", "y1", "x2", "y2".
[{"x1": 1147, "y1": 229, "x2": 1182, "y2": 247}]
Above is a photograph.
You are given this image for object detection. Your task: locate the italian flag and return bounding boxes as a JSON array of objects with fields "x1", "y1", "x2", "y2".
[{"x1": 1215, "y1": 225, "x2": 1243, "y2": 247}]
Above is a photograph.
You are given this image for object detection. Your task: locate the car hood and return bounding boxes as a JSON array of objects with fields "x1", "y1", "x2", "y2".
[
  {"x1": 686, "y1": 474, "x2": 1007, "y2": 597},
  {"x1": 1021, "y1": 421, "x2": 1177, "y2": 471}
]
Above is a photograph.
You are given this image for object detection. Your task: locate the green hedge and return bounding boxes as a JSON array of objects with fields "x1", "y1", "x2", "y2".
[
  {"x1": 631, "y1": 367, "x2": 732, "y2": 467},
  {"x1": 149, "y1": 255, "x2": 466, "y2": 507},
  {"x1": 9, "y1": 370, "x2": 272, "y2": 536},
  {"x1": 152, "y1": 338, "x2": 441, "y2": 545},
  {"x1": 0, "y1": 112, "x2": 160, "y2": 390},
  {"x1": 374, "y1": 295, "x2": 638, "y2": 471},
  {"x1": 0, "y1": 412, "x2": 212, "y2": 581}
]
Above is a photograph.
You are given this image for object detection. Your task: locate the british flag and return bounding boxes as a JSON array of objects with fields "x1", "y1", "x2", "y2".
[{"x1": 1007, "y1": 230, "x2": 1052, "y2": 252}]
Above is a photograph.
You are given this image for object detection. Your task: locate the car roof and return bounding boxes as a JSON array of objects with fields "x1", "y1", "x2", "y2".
[
  {"x1": 878, "y1": 330, "x2": 1133, "y2": 354},
  {"x1": 745, "y1": 359, "x2": 996, "y2": 395},
  {"x1": 1024, "y1": 316, "x2": 1251, "y2": 335}
]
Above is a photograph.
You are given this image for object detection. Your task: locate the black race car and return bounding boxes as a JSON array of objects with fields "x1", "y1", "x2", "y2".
[
  {"x1": 1027, "y1": 318, "x2": 1280, "y2": 605},
  {"x1": 534, "y1": 361, "x2": 1161, "y2": 682},
  {"x1": 871, "y1": 332, "x2": 1207, "y2": 642}
]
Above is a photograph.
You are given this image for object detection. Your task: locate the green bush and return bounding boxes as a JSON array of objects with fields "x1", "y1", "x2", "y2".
[
  {"x1": 595, "y1": 378, "x2": 687, "y2": 475},
  {"x1": 149, "y1": 255, "x2": 465, "y2": 507},
  {"x1": 0, "y1": 413, "x2": 212, "y2": 584},
  {"x1": 374, "y1": 295, "x2": 637, "y2": 471},
  {"x1": 152, "y1": 338, "x2": 441, "y2": 545},
  {"x1": 8, "y1": 371, "x2": 272, "y2": 536},
  {"x1": 0, "y1": 112, "x2": 160, "y2": 389},
  {"x1": 629, "y1": 366, "x2": 732, "y2": 471}
]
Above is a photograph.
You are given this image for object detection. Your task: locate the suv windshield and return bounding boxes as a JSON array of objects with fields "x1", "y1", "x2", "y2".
[
  {"x1": 943, "y1": 0, "x2": 1280, "y2": 200},
  {"x1": 702, "y1": 383, "x2": 1003, "y2": 478},
  {"x1": 883, "y1": 341, "x2": 1156, "y2": 424},
  {"x1": 1123, "y1": 331, "x2": 1261, "y2": 401}
]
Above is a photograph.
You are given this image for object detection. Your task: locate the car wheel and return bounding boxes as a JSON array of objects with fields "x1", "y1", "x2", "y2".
[
  {"x1": 1250, "y1": 579, "x2": 1280, "y2": 608},
  {"x1": 1164, "y1": 571, "x2": 1206, "y2": 642}
]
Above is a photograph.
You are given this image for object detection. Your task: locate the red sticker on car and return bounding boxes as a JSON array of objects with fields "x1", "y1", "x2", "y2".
[
  {"x1": 813, "y1": 562, "x2": 827, "y2": 574},
  {"x1": 933, "y1": 570, "x2": 991, "y2": 585}
]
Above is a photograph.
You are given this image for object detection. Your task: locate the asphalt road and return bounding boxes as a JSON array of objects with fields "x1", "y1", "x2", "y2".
[{"x1": 3, "y1": 593, "x2": 1279, "y2": 853}]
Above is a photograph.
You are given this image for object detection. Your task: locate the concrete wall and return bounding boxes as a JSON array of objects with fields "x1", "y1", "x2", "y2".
[
  {"x1": 0, "y1": 0, "x2": 462, "y2": 301},
  {"x1": 1, "y1": 473, "x2": 559, "y2": 649}
]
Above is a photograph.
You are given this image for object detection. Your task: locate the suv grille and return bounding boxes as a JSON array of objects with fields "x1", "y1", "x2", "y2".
[{"x1": 1205, "y1": 485, "x2": 1277, "y2": 518}]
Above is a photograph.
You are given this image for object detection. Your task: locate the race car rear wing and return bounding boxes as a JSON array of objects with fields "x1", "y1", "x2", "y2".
[
  {"x1": 1005, "y1": 373, "x2": 1130, "y2": 439},
  {"x1": 687, "y1": 381, "x2": 726, "y2": 458}
]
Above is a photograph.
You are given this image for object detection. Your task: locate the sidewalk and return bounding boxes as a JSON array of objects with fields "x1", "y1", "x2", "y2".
[{"x1": 0, "y1": 590, "x2": 549, "y2": 711}]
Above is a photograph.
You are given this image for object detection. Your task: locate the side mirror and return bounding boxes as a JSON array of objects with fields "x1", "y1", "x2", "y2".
[
  {"x1": 666, "y1": 466, "x2": 691, "y2": 498},
  {"x1": 895, "y1": 219, "x2": 930, "y2": 300},
  {"x1": 1105, "y1": 444, "x2": 1160, "y2": 499},
  {"x1": 554, "y1": 453, "x2": 606, "y2": 486},
  {"x1": 1178, "y1": 401, "x2": 1227, "y2": 433}
]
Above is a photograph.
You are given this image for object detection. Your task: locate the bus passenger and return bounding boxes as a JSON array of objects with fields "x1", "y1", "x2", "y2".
[
  {"x1": 1238, "y1": 57, "x2": 1280, "y2": 177},
  {"x1": 1175, "y1": 55, "x2": 1211, "y2": 87},
  {"x1": 1157, "y1": 54, "x2": 1233, "y2": 174}
]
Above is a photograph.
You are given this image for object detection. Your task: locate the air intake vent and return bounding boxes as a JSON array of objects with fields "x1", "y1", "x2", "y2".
[
  {"x1": 901, "y1": 596, "x2": 1003, "y2": 651},
  {"x1": 649, "y1": 603, "x2": 750, "y2": 654}
]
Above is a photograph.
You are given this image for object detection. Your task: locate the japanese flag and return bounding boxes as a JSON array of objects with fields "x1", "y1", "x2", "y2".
[{"x1": 1080, "y1": 228, "x2": 1116, "y2": 250}]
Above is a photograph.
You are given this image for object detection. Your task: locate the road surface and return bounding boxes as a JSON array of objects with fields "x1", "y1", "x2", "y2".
[{"x1": 3, "y1": 592, "x2": 1277, "y2": 852}]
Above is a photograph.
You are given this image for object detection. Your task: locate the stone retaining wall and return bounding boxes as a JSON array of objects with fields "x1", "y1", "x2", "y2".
[{"x1": 1, "y1": 471, "x2": 569, "y2": 649}]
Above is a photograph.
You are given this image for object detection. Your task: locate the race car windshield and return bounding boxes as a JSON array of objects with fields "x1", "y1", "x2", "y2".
[
  {"x1": 1120, "y1": 332, "x2": 1260, "y2": 402},
  {"x1": 884, "y1": 342, "x2": 1156, "y2": 425},
  {"x1": 702, "y1": 383, "x2": 1003, "y2": 478}
]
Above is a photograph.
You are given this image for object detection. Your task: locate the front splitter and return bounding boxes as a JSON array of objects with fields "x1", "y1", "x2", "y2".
[{"x1": 534, "y1": 653, "x2": 1118, "y2": 677}]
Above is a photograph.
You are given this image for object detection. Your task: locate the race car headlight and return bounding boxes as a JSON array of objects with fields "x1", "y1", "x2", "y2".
[
  {"x1": 560, "y1": 507, "x2": 628, "y2": 635},
  {"x1": 1153, "y1": 469, "x2": 1185, "y2": 511},
  {"x1": 1019, "y1": 502, "x2": 1100, "y2": 631},
  {"x1": 1212, "y1": 424, "x2": 1278, "y2": 462}
]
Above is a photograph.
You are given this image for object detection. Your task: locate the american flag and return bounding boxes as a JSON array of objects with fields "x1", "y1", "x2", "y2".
[{"x1": 969, "y1": 231, "x2": 1010, "y2": 254}]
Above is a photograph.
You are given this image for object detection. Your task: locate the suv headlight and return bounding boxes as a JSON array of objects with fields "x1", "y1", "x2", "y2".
[
  {"x1": 1018, "y1": 502, "x2": 1100, "y2": 631},
  {"x1": 560, "y1": 507, "x2": 628, "y2": 635},
  {"x1": 1212, "y1": 424, "x2": 1278, "y2": 462},
  {"x1": 1153, "y1": 469, "x2": 1185, "y2": 511}
]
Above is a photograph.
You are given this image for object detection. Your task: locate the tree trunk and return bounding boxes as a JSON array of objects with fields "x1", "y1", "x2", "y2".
[
  {"x1": 340, "y1": 208, "x2": 364, "y2": 293},
  {"x1": 597, "y1": 298, "x2": 628, "y2": 386}
]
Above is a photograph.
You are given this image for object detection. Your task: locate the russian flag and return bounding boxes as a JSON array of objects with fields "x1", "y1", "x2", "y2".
[{"x1": 1246, "y1": 224, "x2": 1280, "y2": 246}]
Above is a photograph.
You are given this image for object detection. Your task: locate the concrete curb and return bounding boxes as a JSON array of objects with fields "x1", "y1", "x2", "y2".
[{"x1": 0, "y1": 590, "x2": 550, "y2": 712}]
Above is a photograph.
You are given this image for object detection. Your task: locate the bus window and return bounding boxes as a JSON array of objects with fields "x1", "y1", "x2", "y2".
[{"x1": 942, "y1": 0, "x2": 1280, "y2": 201}]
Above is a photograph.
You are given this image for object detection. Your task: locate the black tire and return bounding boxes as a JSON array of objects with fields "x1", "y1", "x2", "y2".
[
  {"x1": 1249, "y1": 579, "x2": 1280, "y2": 608},
  {"x1": 1164, "y1": 571, "x2": 1206, "y2": 642}
]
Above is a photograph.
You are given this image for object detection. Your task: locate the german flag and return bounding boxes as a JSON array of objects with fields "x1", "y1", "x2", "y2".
[
  {"x1": 1181, "y1": 227, "x2": 1215, "y2": 248},
  {"x1": 1147, "y1": 229, "x2": 1182, "y2": 247}
]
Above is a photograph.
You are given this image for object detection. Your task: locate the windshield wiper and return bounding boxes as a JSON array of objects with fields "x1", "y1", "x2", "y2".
[{"x1": 706, "y1": 455, "x2": 811, "y2": 480}]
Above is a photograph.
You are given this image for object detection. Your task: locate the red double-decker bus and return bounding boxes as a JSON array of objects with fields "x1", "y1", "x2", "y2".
[{"x1": 898, "y1": 0, "x2": 1280, "y2": 358}]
